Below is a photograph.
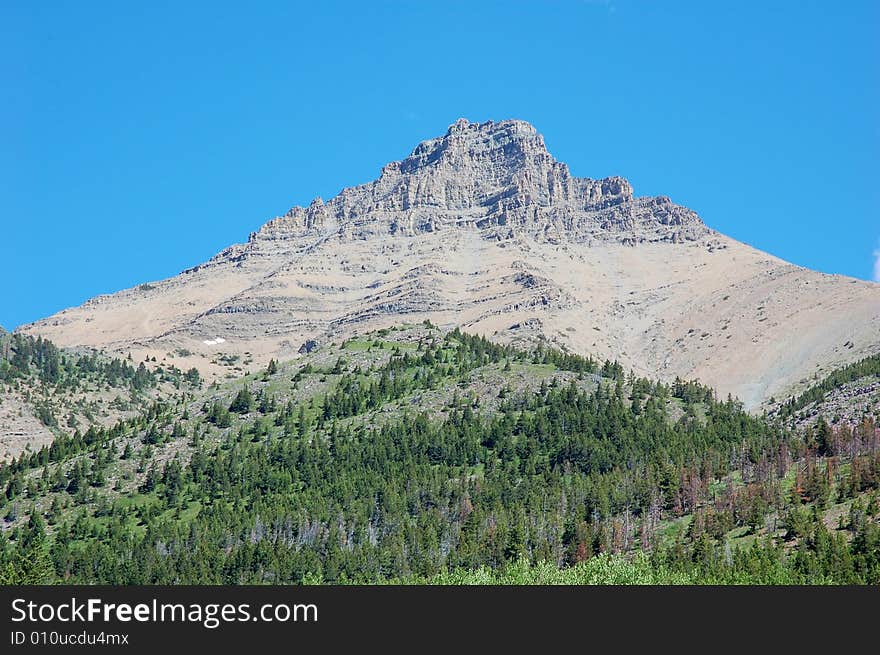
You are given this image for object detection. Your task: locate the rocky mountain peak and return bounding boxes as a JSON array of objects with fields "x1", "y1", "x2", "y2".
[
  {"x1": 393, "y1": 118, "x2": 549, "y2": 176},
  {"x1": 256, "y1": 118, "x2": 706, "y2": 245}
]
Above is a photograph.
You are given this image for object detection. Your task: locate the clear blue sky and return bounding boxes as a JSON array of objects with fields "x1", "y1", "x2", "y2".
[{"x1": 3, "y1": 1, "x2": 878, "y2": 330}]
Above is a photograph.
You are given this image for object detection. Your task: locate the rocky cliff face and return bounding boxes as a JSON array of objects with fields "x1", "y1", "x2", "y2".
[
  {"x1": 18, "y1": 119, "x2": 880, "y2": 410},
  {"x1": 255, "y1": 118, "x2": 705, "y2": 245}
]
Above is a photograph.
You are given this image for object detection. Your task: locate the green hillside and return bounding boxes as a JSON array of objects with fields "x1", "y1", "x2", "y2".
[
  {"x1": 0, "y1": 331, "x2": 202, "y2": 456},
  {"x1": 1, "y1": 324, "x2": 878, "y2": 584},
  {"x1": 773, "y1": 353, "x2": 880, "y2": 428}
]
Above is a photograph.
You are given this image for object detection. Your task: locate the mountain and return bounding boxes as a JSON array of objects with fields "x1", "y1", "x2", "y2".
[{"x1": 18, "y1": 118, "x2": 880, "y2": 409}]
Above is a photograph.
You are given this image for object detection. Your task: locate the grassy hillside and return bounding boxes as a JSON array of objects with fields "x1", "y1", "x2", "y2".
[
  {"x1": 1, "y1": 324, "x2": 878, "y2": 584},
  {"x1": 0, "y1": 332, "x2": 202, "y2": 461},
  {"x1": 772, "y1": 353, "x2": 880, "y2": 428}
]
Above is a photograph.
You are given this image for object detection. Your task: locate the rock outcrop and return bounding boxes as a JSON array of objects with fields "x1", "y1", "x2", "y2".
[{"x1": 256, "y1": 118, "x2": 704, "y2": 245}]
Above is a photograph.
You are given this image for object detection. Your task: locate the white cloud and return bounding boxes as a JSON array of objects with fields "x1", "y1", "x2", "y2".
[{"x1": 874, "y1": 246, "x2": 880, "y2": 282}]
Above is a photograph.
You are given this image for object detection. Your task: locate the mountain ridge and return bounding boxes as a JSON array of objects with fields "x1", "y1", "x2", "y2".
[{"x1": 253, "y1": 118, "x2": 706, "y2": 245}]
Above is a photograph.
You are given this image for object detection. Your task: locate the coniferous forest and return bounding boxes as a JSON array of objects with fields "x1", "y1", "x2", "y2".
[{"x1": 1, "y1": 325, "x2": 878, "y2": 584}]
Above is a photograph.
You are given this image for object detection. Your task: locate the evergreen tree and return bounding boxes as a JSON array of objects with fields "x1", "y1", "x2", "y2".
[{"x1": 229, "y1": 387, "x2": 254, "y2": 414}]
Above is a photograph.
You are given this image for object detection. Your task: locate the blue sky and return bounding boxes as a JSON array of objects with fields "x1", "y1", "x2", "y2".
[{"x1": 2, "y1": 1, "x2": 878, "y2": 330}]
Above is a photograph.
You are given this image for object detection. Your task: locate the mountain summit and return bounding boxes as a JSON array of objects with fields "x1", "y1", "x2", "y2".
[
  {"x1": 19, "y1": 119, "x2": 880, "y2": 409},
  {"x1": 257, "y1": 118, "x2": 704, "y2": 245}
]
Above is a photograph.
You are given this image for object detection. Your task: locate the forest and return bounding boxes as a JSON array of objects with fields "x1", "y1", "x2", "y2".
[
  {"x1": 1, "y1": 326, "x2": 878, "y2": 584},
  {"x1": 776, "y1": 352, "x2": 880, "y2": 421}
]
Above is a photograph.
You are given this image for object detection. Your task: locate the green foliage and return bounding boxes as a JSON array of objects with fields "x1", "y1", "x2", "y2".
[
  {"x1": 229, "y1": 387, "x2": 254, "y2": 414},
  {"x1": 1, "y1": 327, "x2": 877, "y2": 586},
  {"x1": 396, "y1": 554, "x2": 696, "y2": 585},
  {"x1": 779, "y1": 353, "x2": 880, "y2": 419},
  {"x1": 0, "y1": 333, "x2": 160, "y2": 391},
  {"x1": 0, "y1": 516, "x2": 55, "y2": 584},
  {"x1": 184, "y1": 367, "x2": 201, "y2": 386}
]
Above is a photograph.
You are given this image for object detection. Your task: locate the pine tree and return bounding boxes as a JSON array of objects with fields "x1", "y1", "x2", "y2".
[
  {"x1": 229, "y1": 386, "x2": 254, "y2": 414},
  {"x1": 815, "y1": 418, "x2": 834, "y2": 456}
]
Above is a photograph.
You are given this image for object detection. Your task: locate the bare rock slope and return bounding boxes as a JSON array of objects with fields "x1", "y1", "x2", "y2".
[{"x1": 19, "y1": 119, "x2": 880, "y2": 409}]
